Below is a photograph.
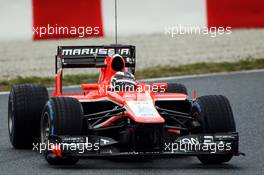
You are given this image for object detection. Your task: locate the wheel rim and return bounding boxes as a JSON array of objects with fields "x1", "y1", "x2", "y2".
[
  {"x1": 41, "y1": 112, "x2": 50, "y2": 143},
  {"x1": 8, "y1": 113, "x2": 13, "y2": 135},
  {"x1": 8, "y1": 94, "x2": 14, "y2": 136}
]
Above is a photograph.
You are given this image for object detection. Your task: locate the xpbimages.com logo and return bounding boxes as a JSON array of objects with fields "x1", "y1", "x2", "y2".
[
  {"x1": 96, "y1": 83, "x2": 167, "y2": 95},
  {"x1": 164, "y1": 136, "x2": 232, "y2": 154},
  {"x1": 165, "y1": 25, "x2": 232, "y2": 38},
  {"x1": 32, "y1": 138, "x2": 100, "y2": 154},
  {"x1": 33, "y1": 24, "x2": 101, "y2": 38}
]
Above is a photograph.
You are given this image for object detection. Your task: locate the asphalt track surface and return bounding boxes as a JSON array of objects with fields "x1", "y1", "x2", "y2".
[{"x1": 0, "y1": 70, "x2": 263, "y2": 175}]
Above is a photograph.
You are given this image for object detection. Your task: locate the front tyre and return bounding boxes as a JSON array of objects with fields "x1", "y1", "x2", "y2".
[
  {"x1": 41, "y1": 97, "x2": 83, "y2": 165},
  {"x1": 8, "y1": 84, "x2": 48, "y2": 149},
  {"x1": 192, "y1": 95, "x2": 236, "y2": 164}
]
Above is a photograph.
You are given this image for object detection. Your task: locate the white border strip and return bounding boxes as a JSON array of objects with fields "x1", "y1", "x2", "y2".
[{"x1": 0, "y1": 69, "x2": 263, "y2": 96}]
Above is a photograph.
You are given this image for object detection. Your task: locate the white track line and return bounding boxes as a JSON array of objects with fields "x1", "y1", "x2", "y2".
[
  {"x1": 0, "y1": 91, "x2": 10, "y2": 95},
  {"x1": 142, "y1": 69, "x2": 264, "y2": 82},
  {"x1": 0, "y1": 69, "x2": 263, "y2": 96}
]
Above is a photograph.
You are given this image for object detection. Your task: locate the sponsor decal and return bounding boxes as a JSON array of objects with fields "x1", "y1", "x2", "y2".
[
  {"x1": 126, "y1": 100, "x2": 159, "y2": 118},
  {"x1": 61, "y1": 48, "x2": 130, "y2": 57}
]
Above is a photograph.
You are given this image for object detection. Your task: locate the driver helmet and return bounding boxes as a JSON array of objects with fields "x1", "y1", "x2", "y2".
[{"x1": 111, "y1": 71, "x2": 136, "y2": 91}]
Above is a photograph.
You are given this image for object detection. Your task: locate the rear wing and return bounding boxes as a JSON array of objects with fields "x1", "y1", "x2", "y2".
[{"x1": 56, "y1": 45, "x2": 136, "y2": 74}]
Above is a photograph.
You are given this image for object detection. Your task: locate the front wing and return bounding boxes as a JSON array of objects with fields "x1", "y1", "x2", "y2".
[{"x1": 44, "y1": 132, "x2": 241, "y2": 158}]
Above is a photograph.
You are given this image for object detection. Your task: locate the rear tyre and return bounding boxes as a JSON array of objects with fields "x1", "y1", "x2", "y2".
[
  {"x1": 41, "y1": 97, "x2": 83, "y2": 165},
  {"x1": 8, "y1": 84, "x2": 48, "y2": 149},
  {"x1": 165, "y1": 83, "x2": 188, "y2": 95},
  {"x1": 192, "y1": 95, "x2": 236, "y2": 164}
]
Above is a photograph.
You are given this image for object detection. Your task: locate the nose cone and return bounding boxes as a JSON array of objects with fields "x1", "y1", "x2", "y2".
[{"x1": 123, "y1": 92, "x2": 165, "y2": 123}]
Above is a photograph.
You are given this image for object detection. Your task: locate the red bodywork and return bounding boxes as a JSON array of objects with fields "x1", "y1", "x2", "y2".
[{"x1": 53, "y1": 55, "x2": 188, "y2": 125}]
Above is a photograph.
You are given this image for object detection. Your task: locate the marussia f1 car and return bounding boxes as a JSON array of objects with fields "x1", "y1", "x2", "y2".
[{"x1": 8, "y1": 45, "x2": 241, "y2": 165}]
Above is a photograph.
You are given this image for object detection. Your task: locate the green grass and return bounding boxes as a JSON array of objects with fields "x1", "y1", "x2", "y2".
[{"x1": 0, "y1": 58, "x2": 264, "y2": 91}]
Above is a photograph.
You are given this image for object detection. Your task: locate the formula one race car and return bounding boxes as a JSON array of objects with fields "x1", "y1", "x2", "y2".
[{"x1": 8, "y1": 45, "x2": 241, "y2": 165}]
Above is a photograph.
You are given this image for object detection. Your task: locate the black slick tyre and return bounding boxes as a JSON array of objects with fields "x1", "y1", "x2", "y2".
[
  {"x1": 8, "y1": 84, "x2": 48, "y2": 149},
  {"x1": 41, "y1": 97, "x2": 83, "y2": 165},
  {"x1": 165, "y1": 83, "x2": 188, "y2": 95},
  {"x1": 192, "y1": 95, "x2": 236, "y2": 164}
]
